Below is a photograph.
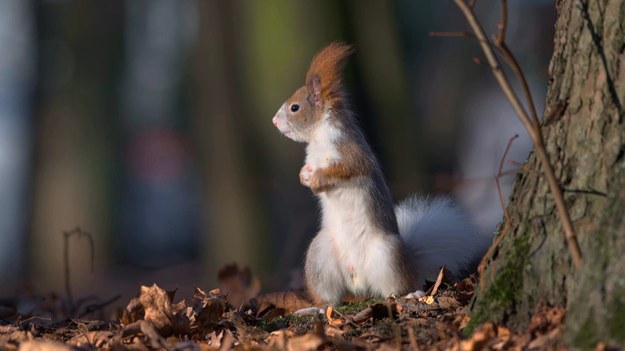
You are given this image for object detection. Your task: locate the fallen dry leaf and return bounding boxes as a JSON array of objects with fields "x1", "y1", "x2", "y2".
[
  {"x1": 267, "y1": 330, "x2": 295, "y2": 350},
  {"x1": 206, "y1": 330, "x2": 225, "y2": 348},
  {"x1": 229, "y1": 311, "x2": 269, "y2": 344},
  {"x1": 139, "y1": 319, "x2": 166, "y2": 349},
  {"x1": 323, "y1": 325, "x2": 344, "y2": 339},
  {"x1": 138, "y1": 284, "x2": 175, "y2": 335},
  {"x1": 287, "y1": 333, "x2": 325, "y2": 351},
  {"x1": 192, "y1": 287, "x2": 227, "y2": 328},
  {"x1": 453, "y1": 311, "x2": 471, "y2": 330},
  {"x1": 460, "y1": 321, "x2": 496, "y2": 351},
  {"x1": 437, "y1": 296, "x2": 460, "y2": 309},
  {"x1": 326, "y1": 306, "x2": 345, "y2": 327},
  {"x1": 419, "y1": 295, "x2": 435, "y2": 305},
  {"x1": 18, "y1": 340, "x2": 75, "y2": 351},
  {"x1": 218, "y1": 329, "x2": 235, "y2": 351},
  {"x1": 352, "y1": 306, "x2": 373, "y2": 324},
  {"x1": 68, "y1": 331, "x2": 114, "y2": 348},
  {"x1": 528, "y1": 326, "x2": 563, "y2": 350},
  {"x1": 255, "y1": 290, "x2": 313, "y2": 314},
  {"x1": 218, "y1": 264, "x2": 261, "y2": 308},
  {"x1": 497, "y1": 325, "x2": 511, "y2": 343}
]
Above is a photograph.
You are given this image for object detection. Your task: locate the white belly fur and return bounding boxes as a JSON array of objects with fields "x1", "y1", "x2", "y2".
[{"x1": 318, "y1": 186, "x2": 400, "y2": 297}]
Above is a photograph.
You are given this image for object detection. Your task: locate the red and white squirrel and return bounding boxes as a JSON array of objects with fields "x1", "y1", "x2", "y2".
[{"x1": 272, "y1": 42, "x2": 490, "y2": 305}]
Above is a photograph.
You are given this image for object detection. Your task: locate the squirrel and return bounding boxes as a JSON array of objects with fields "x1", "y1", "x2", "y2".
[{"x1": 272, "y1": 42, "x2": 491, "y2": 306}]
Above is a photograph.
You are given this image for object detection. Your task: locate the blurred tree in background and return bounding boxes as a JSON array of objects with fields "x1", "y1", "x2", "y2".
[
  {"x1": 30, "y1": 0, "x2": 122, "y2": 297},
  {"x1": 0, "y1": 0, "x2": 554, "y2": 302}
]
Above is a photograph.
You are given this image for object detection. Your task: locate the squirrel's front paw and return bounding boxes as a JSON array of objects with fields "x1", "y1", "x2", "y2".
[{"x1": 299, "y1": 164, "x2": 314, "y2": 187}]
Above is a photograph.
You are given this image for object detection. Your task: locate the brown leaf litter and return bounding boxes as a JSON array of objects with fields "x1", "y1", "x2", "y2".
[{"x1": 0, "y1": 264, "x2": 613, "y2": 350}]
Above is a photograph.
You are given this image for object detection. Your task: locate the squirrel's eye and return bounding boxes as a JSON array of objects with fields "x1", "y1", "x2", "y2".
[{"x1": 290, "y1": 104, "x2": 300, "y2": 112}]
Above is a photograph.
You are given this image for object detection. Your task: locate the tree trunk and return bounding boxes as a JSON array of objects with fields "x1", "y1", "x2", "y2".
[
  {"x1": 471, "y1": 0, "x2": 625, "y2": 348},
  {"x1": 30, "y1": 1, "x2": 121, "y2": 294},
  {"x1": 192, "y1": 0, "x2": 266, "y2": 283}
]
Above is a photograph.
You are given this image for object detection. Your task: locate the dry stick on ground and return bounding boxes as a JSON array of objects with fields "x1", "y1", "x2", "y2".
[
  {"x1": 452, "y1": 0, "x2": 583, "y2": 268},
  {"x1": 426, "y1": 266, "x2": 446, "y2": 297}
]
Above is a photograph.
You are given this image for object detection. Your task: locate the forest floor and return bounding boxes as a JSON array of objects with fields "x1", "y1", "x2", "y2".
[{"x1": 0, "y1": 265, "x2": 571, "y2": 350}]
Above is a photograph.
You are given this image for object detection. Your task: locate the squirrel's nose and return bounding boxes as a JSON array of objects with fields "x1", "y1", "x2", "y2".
[{"x1": 272, "y1": 117, "x2": 278, "y2": 126}]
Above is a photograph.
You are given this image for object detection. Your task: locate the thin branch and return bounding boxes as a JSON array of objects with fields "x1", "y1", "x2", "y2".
[
  {"x1": 492, "y1": 1, "x2": 542, "y2": 127},
  {"x1": 77, "y1": 295, "x2": 122, "y2": 318},
  {"x1": 494, "y1": 0, "x2": 508, "y2": 45},
  {"x1": 479, "y1": 221, "x2": 510, "y2": 283},
  {"x1": 508, "y1": 160, "x2": 529, "y2": 170},
  {"x1": 496, "y1": 134, "x2": 519, "y2": 225},
  {"x1": 478, "y1": 134, "x2": 518, "y2": 277},
  {"x1": 429, "y1": 31, "x2": 475, "y2": 38},
  {"x1": 453, "y1": 0, "x2": 582, "y2": 268},
  {"x1": 64, "y1": 227, "x2": 95, "y2": 307},
  {"x1": 498, "y1": 43, "x2": 541, "y2": 127},
  {"x1": 453, "y1": 0, "x2": 532, "y2": 129}
]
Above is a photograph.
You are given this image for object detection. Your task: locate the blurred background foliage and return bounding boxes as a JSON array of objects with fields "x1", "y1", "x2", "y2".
[{"x1": 0, "y1": 0, "x2": 554, "y2": 301}]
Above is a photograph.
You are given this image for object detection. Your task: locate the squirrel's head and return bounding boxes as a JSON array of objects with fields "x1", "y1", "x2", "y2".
[{"x1": 273, "y1": 42, "x2": 353, "y2": 143}]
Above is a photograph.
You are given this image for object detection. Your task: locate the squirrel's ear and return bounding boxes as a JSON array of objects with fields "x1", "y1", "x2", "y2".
[{"x1": 307, "y1": 74, "x2": 322, "y2": 107}]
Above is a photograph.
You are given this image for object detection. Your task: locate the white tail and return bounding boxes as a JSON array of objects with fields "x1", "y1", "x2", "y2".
[{"x1": 396, "y1": 196, "x2": 491, "y2": 288}]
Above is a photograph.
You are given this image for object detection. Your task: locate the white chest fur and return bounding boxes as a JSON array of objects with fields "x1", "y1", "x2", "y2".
[{"x1": 305, "y1": 117, "x2": 341, "y2": 170}]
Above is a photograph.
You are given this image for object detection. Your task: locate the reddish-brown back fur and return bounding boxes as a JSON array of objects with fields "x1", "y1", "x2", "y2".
[{"x1": 306, "y1": 42, "x2": 353, "y2": 107}]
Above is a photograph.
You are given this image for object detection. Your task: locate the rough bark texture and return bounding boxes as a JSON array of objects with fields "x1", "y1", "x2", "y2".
[{"x1": 471, "y1": 0, "x2": 625, "y2": 348}]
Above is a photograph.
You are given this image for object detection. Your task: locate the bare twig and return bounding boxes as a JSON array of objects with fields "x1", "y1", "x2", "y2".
[
  {"x1": 508, "y1": 159, "x2": 525, "y2": 168},
  {"x1": 64, "y1": 227, "x2": 95, "y2": 306},
  {"x1": 77, "y1": 294, "x2": 122, "y2": 318},
  {"x1": 496, "y1": 43, "x2": 541, "y2": 126},
  {"x1": 494, "y1": 0, "x2": 508, "y2": 45},
  {"x1": 478, "y1": 134, "x2": 519, "y2": 278},
  {"x1": 429, "y1": 31, "x2": 474, "y2": 38},
  {"x1": 479, "y1": 222, "x2": 510, "y2": 287},
  {"x1": 452, "y1": 0, "x2": 582, "y2": 268},
  {"x1": 496, "y1": 134, "x2": 519, "y2": 225}
]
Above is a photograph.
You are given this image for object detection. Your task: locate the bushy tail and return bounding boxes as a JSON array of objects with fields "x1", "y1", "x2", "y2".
[{"x1": 395, "y1": 196, "x2": 491, "y2": 287}]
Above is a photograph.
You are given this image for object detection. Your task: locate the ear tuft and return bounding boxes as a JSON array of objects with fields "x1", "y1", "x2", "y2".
[
  {"x1": 307, "y1": 74, "x2": 322, "y2": 107},
  {"x1": 305, "y1": 42, "x2": 353, "y2": 107}
]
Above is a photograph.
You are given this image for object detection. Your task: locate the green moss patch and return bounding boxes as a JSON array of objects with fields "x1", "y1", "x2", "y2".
[
  {"x1": 573, "y1": 316, "x2": 599, "y2": 350},
  {"x1": 257, "y1": 314, "x2": 319, "y2": 333},
  {"x1": 466, "y1": 232, "x2": 531, "y2": 335},
  {"x1": 335, "y1": 298, "x2": 384, "y2": 315},
  {"x1": 607, "y1": 289, "x2": 625, "y2": 343}
]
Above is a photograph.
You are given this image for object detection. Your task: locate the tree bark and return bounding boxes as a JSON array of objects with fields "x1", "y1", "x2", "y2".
[{"x1": 471, "y1": 0, "x2": 625, "y2": 348}]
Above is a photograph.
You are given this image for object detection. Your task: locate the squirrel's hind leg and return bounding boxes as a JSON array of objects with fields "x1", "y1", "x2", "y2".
[{"x1": 305, "y1": 232, "x2": 346, "y2": 306}]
